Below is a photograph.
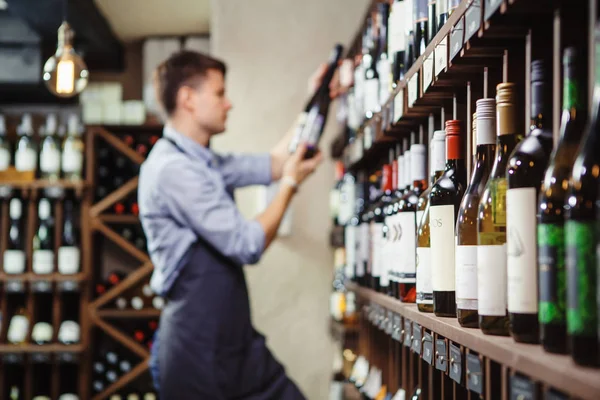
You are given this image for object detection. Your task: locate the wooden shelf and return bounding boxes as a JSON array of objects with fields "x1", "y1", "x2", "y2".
[
  {"x1": 346, "y1": 282, "x2": 600, "y2": 400},
  {"x1": 0, "y1": 180, "x2": 89, "y2": 190},
  {"x1": 0, "y1": 272, "x2": 87, "y2": 282},
  {"x1": 0, "y1": 344, "x2": 84, "y2": 353},
  {"x1": 97, "y1": 309, "x2": 161, "y2": 319},
  {"x1": 97, "y1": 214, "x2": 140, "y2": 224}
]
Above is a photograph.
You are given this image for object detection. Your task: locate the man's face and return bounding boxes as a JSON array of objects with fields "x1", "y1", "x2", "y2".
[{"x1": 183, "y1": 69, "x2": 232, "y2": 135}]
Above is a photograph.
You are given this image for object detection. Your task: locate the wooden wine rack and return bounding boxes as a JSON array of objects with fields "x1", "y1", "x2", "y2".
[
  {"x1": 80, "y1": 124, "x2": 161, "y2": 400},
  {"x1": 335, "y1": 0, "x2": 600, "y2": 399}
]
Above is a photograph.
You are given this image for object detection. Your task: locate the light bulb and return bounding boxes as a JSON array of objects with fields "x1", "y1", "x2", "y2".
[{"x1": 43, "y1": 21, "x2": 89, "y2": 98}]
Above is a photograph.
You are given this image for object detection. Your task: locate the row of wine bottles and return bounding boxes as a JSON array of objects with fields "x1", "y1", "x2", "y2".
[
  {"x1": 95, "y1": 272, "x2": 164, "y2": 311},
  {"x1": 3, "y1": 194, "x2": 80, "y2": 275},
  {"x1": 4, "y1": 363, "x2": 79, "y2": 400},
  {"x1": 338, "y1": 48, "x2": 600, "y2": 367},
  {"x1": 92, "y1": 349, "x2": 135, "y2": 394},
  {"x1": 0, "y1": 113, "x2": 85, "y2": 181},
  {"x1": 4, "y1": 291, "x2": 80, "y2": 345}
]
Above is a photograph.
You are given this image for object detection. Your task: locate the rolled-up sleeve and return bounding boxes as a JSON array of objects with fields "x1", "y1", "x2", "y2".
[
  {"x1": 158, "y1": 159, "x2": 265, "y2": 265},
  {"x1": 218, "y1": 153, "x2": 272, "y2": 188}
]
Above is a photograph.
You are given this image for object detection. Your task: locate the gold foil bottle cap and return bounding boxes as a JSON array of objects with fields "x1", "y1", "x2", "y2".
[{"x1": 495, "y1": 83, "x2": 517, "y2": 136}]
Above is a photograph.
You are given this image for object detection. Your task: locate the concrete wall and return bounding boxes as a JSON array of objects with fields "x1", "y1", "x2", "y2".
[{"x1": 210, "y1": 1, "x2": 369, "y2": 399}]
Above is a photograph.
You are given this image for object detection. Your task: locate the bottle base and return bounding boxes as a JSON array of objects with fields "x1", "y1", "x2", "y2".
[
  {"x1": 570, "y1": 336, "x2": 599, "y2": 367},
  {"x1": 418, "y1": 303, "x2": 434, "y2": 313},
  {"x1": 541, "y1": 323, "x2": 567, "y2": 354},
  {"x1": 509, "y1": 312, "x2": 539, "y2": 344},
  {"x1": 480, "y1": 315, "x2": 510, "y2": 336},
  {"x1": 457, "y1": 308, "x2": 479, "y2": 328}
]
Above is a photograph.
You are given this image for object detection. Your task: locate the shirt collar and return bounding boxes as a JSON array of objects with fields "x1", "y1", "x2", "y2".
[{"x1": 163, "y1": 124, "x2": 217, "y2": 167}]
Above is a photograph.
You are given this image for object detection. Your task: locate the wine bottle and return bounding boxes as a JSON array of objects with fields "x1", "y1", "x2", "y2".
[
  {"x1": 33, "y1": 198, "x2": 55, "y2": 275},
  {"x1": 456, "y1": 99, "x2": 496, "y2": 327},
  {"x1": 330, "y1": 161, "x2": 345, "y2": 226},
  {"x1": 417, "y1": 130, "x2": 446, "y2": 312},
  {"x1": 427, "y1": 1, "x2": 437, "y2": 44},
  {"x1": 506, "y1": 60, "x2": 554, "y2": 343},
  {"x1": 376, "y1": 2, "x2": 392, "y2": 106},
  {"x1": 396, "y1": 131, "x2": 427, "y2": 302},
  {"x1": 538, "y1": 48, "x2": 584, "y2": 354},
  {"x1": 61, "y1": 114, "x2": 84, "y2": 182},
  {"x1": 364, "y1": 13, "x2": 380, "y2": 119},
  {"x1": 413, "y1": 0, "x2": 428, "y2": 59},
  {"x1": 31, "y1": 292, "x2": 54, "y2": 345},
  {"x1": 15, "y1": 113, "x2": 37, "y2": 174},
  {"x1": 39, "y1": 114, "x2": 61, "y2": 181},
  {"x1": 58, "y1": 196, "x2": 80, "y2": 275},
  {"x1": 58, "y1": 394, "x2": 79, "y2": 400},
  {"x1": 7, "y1": 306, "x2": 30, "y2": 344},
  {"x1": 430, "y1": 120, "x2": 467, "y2": 317},
  {"x1": 289, "y1": 44, "x2": 344, "y2": 157},
  {"x1": 390, "y1": 0, "x2": 408, "y2": 82},
  {"x1": 404, "y1": 0, "x2": 416, "y2": 70},
  {"x1": 372, "y1": 162, "x2": 394, "y2": 292},
  {"x1": 477, "y1": 83, "x2": 522, "y2": 336},
  {"x1": 388, "y1": 144, "x2": 402, "y2": 298},
  {"x1": 564, "y1": 29, "x2": 600, "y2": 367},
  {"x1": 363, "y1": 174, "x2": 380, "y2": 288},
  {"x1": 4, "y1": 196, "x2": 26, "y2": 275},
  {"x1": 0, "y1": 114, "x2": 10, "y2": 171},
  {"x1": 348, "y1": 173, "x2": 362, "y2": 284},
  {"x1": 437, "y1": 0, "x2": 448, "y2": 31},
  {"x1": 381, "y1": 150, "x2": 396, "y2": 296},
  {"x1": 58, "y1": 291, "x2": 80, "y2": 345}
]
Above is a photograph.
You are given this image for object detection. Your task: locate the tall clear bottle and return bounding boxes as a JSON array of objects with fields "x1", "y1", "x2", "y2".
[
  {"x1": 456, "y1": 99, "x2": 496, "y2": 327},
  {"x1": 39, "y1": 114, "x2": 61, "y2": 181},
  {"x1": 62, "y1": 114, "x2": 85, "y2": 182},
  {"x1": 15, "y1": 113, "x2": 37, "y2": 175},
  {"x1": 477, "y1": 83, "x2": 523, "y2": 335},
  {"x1": 417, "y1": 130, "x2": 446, "y2": 312},
  {"x1": 538, "y1": 48, "x2": 584, "y2": 354}
]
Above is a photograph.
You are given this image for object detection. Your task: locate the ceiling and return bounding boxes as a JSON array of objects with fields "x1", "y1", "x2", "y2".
[{"x1": 94, "y1": 0, "x2": 211, "y2": 42}]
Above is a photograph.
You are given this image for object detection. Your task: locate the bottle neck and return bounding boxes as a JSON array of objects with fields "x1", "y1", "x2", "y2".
[
  {"x1": 531, "y1": 80, "x2": 551, "y2": 130},
  {"x1": 560, "y1": 66, "x2": 583, "y2": 143}
]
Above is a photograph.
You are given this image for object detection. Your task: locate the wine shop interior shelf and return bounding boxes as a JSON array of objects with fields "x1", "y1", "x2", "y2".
[{"x1": 346, "y1": 282, "x2": 600, "y2": 400}]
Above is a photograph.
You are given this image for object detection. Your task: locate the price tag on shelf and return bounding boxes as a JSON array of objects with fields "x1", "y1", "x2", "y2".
[
  {"x1": 411, "y1": 323, "x2": 422, "y2": 355},
  {"x1": 31, "y1": 352, "x2": 51, "y2": 364},
  {"x1": 450, "y1": 17, "x2": 465, "y2": 61},
  {"x1": 385, "y1": 310, "x2": 394, "y2": 335},
  {"x1": 435, "y1": 36, "x2": 449, "y2": 77},
  {"x1": 449, "y1": 343, "x2": 462, "y2": 384},
  {"x1": 58, "y1": 352, "x2": 78, "y2": 364},
  {"x1": 379, "y1": 308, "x2": 388, "y2": 330},
  {"x1": 2, "y1": 353, "x2": 24, "y2": 364},
  {"x1": 465, "y1": 0, "x2": 482, "y2": 43},
  {"x1": 32, "y1": 280, "x2": 52, "y2": 293},
  {"x1": 466, "y1": 353, "x2": 484, "y2": 395},
  {"x1": 422, "y1": 332, "x2": 433, "y2": 365},
  {"x1": 485, "y1": 0, "x2": 503, "y2": 20},
  {"x1": 408, "y1": 73, "x2": 419, "y2": 108},
  {"x1": 423, "y1": 54, "x2": 434, "y2": 93},
  {"x1": 435, "y1": 338, "x2": 448, "y2": 372},
  {"x1": 510, "y1": 374, "x2": 536, "y2": 400},
  {"x1": 393, "y1": 89, "x2": 404, "y2": 123},
  {"x1": 58, "y1": 280, "x2": 80, "y2": 293},
  {"x1": 544, "y1": 389, "x2": 568, "y2": 400},
  {"x1": 6, "y1": 279, "x2": 25, "y2": 294},
  {"x1": 392, "y1": 314, "x2": 402, "y2": 341},
  {"x1": 403, "y1": 319, "x2": 412, "y2": 347}
]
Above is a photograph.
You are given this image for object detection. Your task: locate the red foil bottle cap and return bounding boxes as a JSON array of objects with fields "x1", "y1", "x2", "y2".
[
  {"x1": 382, "y1": 164, "x2": 393, "y2": 192},
  {"x1": 445, "y1": 120, "x2": 462, "y2": 160}
]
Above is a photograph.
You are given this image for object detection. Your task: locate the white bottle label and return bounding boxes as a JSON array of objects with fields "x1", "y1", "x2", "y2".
[
  {"x1": 430, "y1": 205, "x2": 456, "y2": 291},
  {"x1": 416, "y1": 247, "x2": 432, "y2": 305},
  {"x1": 58, "y1": 246, "x2": 80, "y2": 274},
  {"x1": 33, "y1": 250, "x2": 55, "y2": 274},
  {"x1": 40, "y1": 148, "x2": 61, "y2": 173},
  {"x1": 370, "y1": 222, "x2": 384, "y2": 278},
  {"x1": 15, "y1": 148, "x2": 36, "y2": 171},
  {"x1": 3, "y1": 250, "x2": 25, "y2": 274},
  {"x1": 364, "y1": 78, "x2": 380, "y2": 114},
  {"x1": 58, "y1": 320, "x2": 80, "y2": 343},
  {"x1": 397, "y1": 212, "x2": 417, "y2": 283},
  {"x1": 62, "y1": 148, "x2": 83, "y2": 174},
  {"x1": 506, "y1": 188, "x2": 538, "y2": 313},
  {"x1": 344, "y1": 226, "x2": 356, "y2": 278},
  {"x1": 477, "y1": 244, "x2": 507, "y2": 316},
  {"x1": 377, "y1": 59, "x2": 392, "y2": 106},
  {"x1": 7, "y1": 315, "x2": 29, "y2": 343},
  {"x1": 0, "y1": 147, "x2": 9, "y2": 170},
  {"x1": 357, "y1": 223, "x2": 369, "y2": 277},
  {"x1": 455, "y1": 245, "x2": 478, "y2": 310}
]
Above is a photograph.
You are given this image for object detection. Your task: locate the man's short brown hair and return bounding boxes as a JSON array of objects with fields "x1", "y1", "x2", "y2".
[{"x1": 153, "y1": 50, "x2": 227, "y2": 116}]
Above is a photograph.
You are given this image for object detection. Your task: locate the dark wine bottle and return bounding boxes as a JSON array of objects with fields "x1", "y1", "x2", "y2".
[
  {"x1": 506, "y1": 60, "x2": 554, "y2": 344},
  {"x1": 289, "y1": 44, "x2": 344, "y2": 157},
  {"x1": 456, "y1": 99, "x2": 496, "y2": 328},
  {"x1": 428, "y1": 1, "x2": 437, "y2": 43},
  {"x1": 58, "y1": 291, "x2": 80, "y2": 345},
  {"x1": 380, "y1": 150, "x2": 396, "y2": 295},
  {"x1": 4, "y1": 195, "x2": 26, "y2": 274},
  {"x1": 31, "y1": 292, "x2": 54, "y2": 345},
  {"x1": 564, "y1": 29, "x2": 600, "y2": 367},
  {"x1": 58, "y1": 196, "x2": 80, "y2": 275},
  {"x1": 32, "y1": 198, "x2": 55, "y2": 275},
  {"x1": 437, "y1": 0, "x2": 448, "y2": 31},
  {"x1": 371, "y1": 162, "x2": 394, "y2": 292},
  {"x1": 538, "y1": 48, "x2": 584, "y2": 354},
  {"x1": 390, "y1": 0, "x2": 408, "y2": 82},
  {"x1": 430, "y1": 120, "x2": 467, "y2": 317},
  {"x1": 478, "y1": 83, "x2": 522, "y2": 336},
  {"x1": 376, "y1": 2, "x2": 392, "y2": 107},
  {"x1": 414, "y1": 0, "x2": 429, "y2": 59}
]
